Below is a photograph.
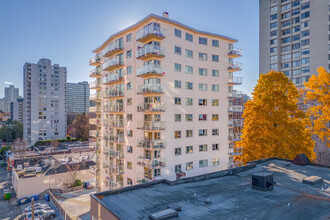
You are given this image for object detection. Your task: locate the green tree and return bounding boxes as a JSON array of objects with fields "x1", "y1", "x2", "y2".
[
  {"x1": 236, "y1": 71, "x2": 315, "y2": 164},
  {"x1": 0, "y1": 120, "x2": 23, "y2": 143}
]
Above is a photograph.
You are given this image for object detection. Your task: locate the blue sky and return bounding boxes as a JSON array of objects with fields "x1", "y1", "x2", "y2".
[{"x1": 0, "y1": 0, "x2": 259, "y2": 97}]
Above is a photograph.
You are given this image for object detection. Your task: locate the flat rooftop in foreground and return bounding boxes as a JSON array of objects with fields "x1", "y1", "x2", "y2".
[{"x1": 92, "y1": 159, "x2": 330, "y2": 219}]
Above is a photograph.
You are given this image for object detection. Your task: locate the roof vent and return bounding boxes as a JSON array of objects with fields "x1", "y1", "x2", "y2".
[
  {"x1": 149, "y1": 209, "x2": 178, "y2": 220},
  {"x1": 252, "y1": 172, "x2": 276, "y2": 191},
  {"x1": 292, "y1": 153, "x2": 310, "y2": 166},
  {"x1": 162, "y1": 12, "x2": 169, "y2": 18}
]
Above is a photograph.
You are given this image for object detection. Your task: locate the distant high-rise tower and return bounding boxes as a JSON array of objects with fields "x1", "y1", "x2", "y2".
[
  {"x1": 260, "y1": 0, "x2": 329, "y2": 86},
  {"x1": 66, "y1": 81, "x2": 90, "y2": 113},
  {"x1": 11, "y1": 98, "x2": 24, "y2": 123},
  {"x1": 4, "y1": 85, "x2": 19, "y2": 112},
  {"x1": 23, "y1": 58, "x2": 67, "y2": 145}
]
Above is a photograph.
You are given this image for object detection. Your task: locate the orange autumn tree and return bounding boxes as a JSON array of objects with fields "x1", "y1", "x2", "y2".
[
  {"x1": 236, "y1": 71, "x2": 315, "y2": 164},
  {"x1": 304, "y1": 67, "x2": 330, "y2": 148}
]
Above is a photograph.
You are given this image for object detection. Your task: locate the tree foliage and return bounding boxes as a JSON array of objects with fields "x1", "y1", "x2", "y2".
[
  {"x1": 0, "y1": 120, "x2": 23, "y2": 143},
  {"x1": 304, "y1": 67, "x2": 330, "y2": 148},
  {"x1": 70, "y1": 113, "x2": 91, "y2": 139},
  {"x1": 236, "y1": 71, "x2": 315, "y2": 164}
]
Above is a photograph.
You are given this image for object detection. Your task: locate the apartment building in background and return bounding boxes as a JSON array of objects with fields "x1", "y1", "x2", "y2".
[
  {"x1": 4, "y1": 85, "x2": 19, "y2": 113},
  {"x1": 23, "y1": 58, "x2": 67, "y2": 145},
  {"x1": 11, "y1": 98, "x2": 24, "y2": 123},
  {"x1": 67, "y1": 81, "x2": 90, "y2": 113},
  {"x1": 0, "y1": 99, "x2": 5, "y2": 112},
  {"x1": 260, "y1": 0, "x2": 329, "y2": 86},
  {"x1": 89, "y1": 13, "x2": 243, "y2": 192}
]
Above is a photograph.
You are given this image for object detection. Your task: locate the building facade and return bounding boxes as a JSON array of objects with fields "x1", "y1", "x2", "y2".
[
  {"x1": 4, "y1": 85, "x2": 19, "y2": 113},
  {"x1": 260, "y1": 0, "x2": 329, "y2": 86},
  {"x1": 11, "y1": 98, "x2": 24, "y2": 123},
  {"x1": 0, "y1": 99, "x2": 5, "y2": 113},
  {"x1": 66, "y1": 81, "x2": 90, "y2": 113},
  {"x1": 89, "y1": 13, "x2": 243, "y2": 192},
  {"x1": 23, "y1": 58, "x2": 67, "y2": 145}
]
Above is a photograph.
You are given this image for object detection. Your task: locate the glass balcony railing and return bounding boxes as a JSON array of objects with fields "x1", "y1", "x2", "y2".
[
  {"x1": 228, "y1": 133, "x2": 242, "y2": 142},
  {"x1": 89, "y1": 68, "x2": 101, "y2": 78},
  {"x1": 137, "y1": 156, "x2": 165, "y2": 168},
  {"x1": 228, "y1": 119, "x2": 243, "y2": 127},
  {"x1": 228, "y1": 62, "x2": 242, "y2": 71},
  {"x1": 137, "y1": 121, "x2": 166, "y2": 130},
  {"x1": 137, "y1": 84, "x2": 165, "y2": 94},
  {"x1": 109, "y1": 120, "x2": 124, "y2": 127},
  {"x1": 228, "y1": 161, "x2": 243, "y2": 169},
  {"x1": 137, "y1": 103, "x2": 166, "y2": 112},
  {"x1": 228, "y1": 90, "x2": 243, "y2": 98},
  {"x1": 228, "y1": 105, "x2": 243, "y2": 112},
  {"x1": 228, "y1": 48, "x2": 242, "y2": 57},
  {"x1": 89, "y1": 130, "x2": 100, "y2": 138},
  {"x1": 103, "y1": 90, "x2": 124, "y2": 98},
  {"x1": 103, "y1": 42, "x2": 123, "y2": 57},
  {"x1": 89, "y1": 80, "x2": 101, "y2": 89},
  {"x1": 103, "y1": 104, "x2": 124, "y2": 112},
  {"x1": 89, "y1": 106, "x2": 101, "y2": 112},
  {"x1": 109, "y1": 150, "x2": 125, "y2": 159},
  {"x1": 109, "y1": 134, "x2": 125, "y2": 143},
  {"x1": 228, "y1": 147, "x2": 243, "y2": 156},
  {"x1": 137, "y1": 138, "x2": 166, "y2": 149},
  {"x1": 136, "y1": 65, "x2": 165, "y2": 77},
  {"x1": 89, "y1": 93, "x2": 102, "y2": 100},
  {"x1": 109, "y1": 165, "x2": 125, "y2": 175},
  {"x1": 109, "y1": 180, "x2": 124, "y2": 189},
  {"x1": 103, "y1": 73, "x2": 124, "y2": 85},
  {"x1": 136, "y1": 27, "x2": 166, "y2": 42},
  {"x1": 89, "y1": 118, "x2": 97, "y2": 125},
  {"x1": 89, "y1": 55, "x2": 102, "y2": 65},
  {"x1": 228, "y1": 76, "x2": 242, "y2": 85},
  {"x1": 137, "y1": 45, "x2": 165, "y2": 59},
  {"x1": 103, "y1": 59, "x2": 124, "y2": 71}
]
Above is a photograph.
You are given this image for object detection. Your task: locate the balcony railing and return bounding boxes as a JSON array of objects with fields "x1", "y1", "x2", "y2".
[
  {"x1": 228, "y1": 147, "x2": 243, "y2": 156},
  {"x1": 136, "y1": 26, "x2": 166, "y2": 42},
  {"x1": 228, "y1": 62, "x2": 242, "y2": 72},
  {"x1": 110, "y1": 120, "x2": 124, "y2": 127},
  {"x1": 109, "y1": 134, "x2": 125, "y2": 143},
  {"x1": 137, "y1": 121, "x2": 166, "y2": 130},
  {"x1": 109, "y1": 165, "x2": 125, "y2": 175},
  {"x1": 109, "y1": 180, "x2": 124, "y2": 189},
  {"x1": 89, "y1": 80, "x2": 101, "y2": 89},
  {"x1": 228, "y1": 161, "x2": 243, "y2": 169},
  {"x1": 89, "y1": 68, "x2": 101, "y2": 78},
  {"x1": 136, "y1": 65, "x2": 165, "y2": 77},
  {"x1": 228, "y1": 90, "x2": 243, "y2": 99},
  {"x1": 89, "y1": 130, "x2": 100, "y2": 138},
  {"x1": 137, "y1": 156, "x2": 165, "y2": 168},
  {"x1": 89, "y1": 55, "x2": 102, "y2": 66},
  {"x1": 228, "y1": 48, "x2": 242, "y2": 58},
  {"x1": 137, "y1": 84, "x2": 165, "y2": 94},
  {"x1": 104, "y1": 104, "x2": 124, "y2": 112},
  {"x1": 103, "y1": 90, "x2": 124, "y2": 98},
  {"x1": 137, "y1": 45, "x2": 165, "y2": 59},
  {"x1": 137, "y1": 103, "x2": 166, "y2": 112},
  {"x1": 89, "y1": 118, "x2": 101, "y2": 125},
  {"x1": 228, "y1": 119, "x2": 243, "y2": 127},
  {"x1": 137, "y1": 138, "x2": 166, "y2": 149},
  {"x1": 103, "y1": 42, "x2": 124, "y2": 57},
  {"x1": 228, "y1": 133, "x2": 242, "y2": 142},
  {"x1": 89, "y1": 106, "x2": 101, "y2": 113},
  {"x1": 228, "y1": 105, "x2": 243, "y2": 112},
  {"x1": 103, "y1": 59, "x2": 124, "y2": 71},
  {"x1": 109, "y1": 150, "x2": 125, "y2": 159},
  {"x1": 228, "y1": 76, "x2": 242, "y2": 85},
  {"x1": 89, "y1": 93, "x2": 102, "y2": 100},
  {"x1": 103, "y1": 73, "x2": 124, "y2": 85}
]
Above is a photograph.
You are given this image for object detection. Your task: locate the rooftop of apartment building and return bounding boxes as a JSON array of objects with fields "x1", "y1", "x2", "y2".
[{"x1": 91, "y1": 158, "x2": 330, "y2": 219}]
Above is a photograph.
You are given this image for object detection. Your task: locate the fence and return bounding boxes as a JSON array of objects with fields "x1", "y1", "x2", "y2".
[{"x1": 48, "y1": 189, "x2": 73, "y2": 220}]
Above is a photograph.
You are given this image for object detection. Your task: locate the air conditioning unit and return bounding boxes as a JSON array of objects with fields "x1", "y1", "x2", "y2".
[{"x1": 252, "y1": 172, "x2": 276, "y2": 191}]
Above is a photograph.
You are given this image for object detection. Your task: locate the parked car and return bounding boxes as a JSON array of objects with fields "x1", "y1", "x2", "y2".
[
  {"x1": 83, "y1": 181, "x2": 94, "y2": 189},
  {"x1": 24, "y1": 203, "x2": 51, "y2": 213},
  {"x1": 24, "y1": 209, "x2": 56, "y2": 219}
]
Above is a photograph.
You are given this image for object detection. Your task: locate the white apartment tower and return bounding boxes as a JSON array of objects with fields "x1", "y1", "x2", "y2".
[
  {"x1": 4, "y1": 85, "x2": 19, "y2": 113},
  {"x1": 260, "y1": 0, "x2": 330, "y2": 85},
  {"x1": 89, "y1": 13, "x2": 243, "y2": 192},
  {"x1": 23, "y1": 58, "x2": 67, "y2": 145}
]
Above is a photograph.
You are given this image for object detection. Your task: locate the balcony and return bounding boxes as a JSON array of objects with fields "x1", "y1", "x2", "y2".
[
  {"x1": 89, "y1": 80, "x2": 101, "y2": 90},
  {"x1": 228, "y1": 90, "x2": 243, "y2": 99},
  {"x1": 228, "y1": 133, "x2": 242, "y2": 142},
  {"x1": 228, "y1": 105, "x2": 243, "y2": 112},
  {"x1": 137, "y1": 65, "x2": 165, "y2": 78},
  {"x1": 89, "y1": 68, "x2": 101, "y2": 78},
  {"x1": 89, "y1": 55, "x2": 102, "y2": 66},
  {"x1": 109, "y1": 134, "x2": 125, "y2": 143},
  {"x1": 89, "y1": 130, "x2": 100, "y2": 138},
  {"x1": 103, "y1": 90, "x2": 124, "y2": 99},
  {"x1": 228, "y1": 119, "x2": 243, "y2": 128},
  {"x1": 137, "y1": 138, "x2": 165, "y2": 149},
  {"x1": 89, "y1": 106, "x2": 101, "y2": 113},
  {"x1": 228, "y1": 76, "x2": 242, "y2": 85},
  {"x1": 89, "y1": 93, "x2": 102, "y2": 101},
  {"x1": 103, "y1": 73, "x2": 124, "y2": 85},
  {"x1": 103, "y1": 42, "x2": 124, "y2": 58},
  {"x1": 90, "y1": 118, "x2": 101, "y2": 126},
  {"x1": 109, "y1": 120, "x2": 124, "y2": 128},
  {"x1": 109, "y1": 180, "x2": 124, "y2": 189},
  {"x1": 109, "y1": 165, "x2": 125, "y2": 175},
  {"x1": 136, "y1": 26, "x2": 166, "y2": 43},
  {"x1": 137, "y1": 103, "x2": 166, "y2": 112},
  {"x1": 137, "y1": 84, "x2": 165, "y2": 95},
  {"x1": 228, "y1": 62, "x2": 242, "y2": 72},
  {"x1": 109, "y1": 150, "x2": 125, "y2": 159},
  {"x1": 104, "y1": 104, "x2": 124, "y2": 113},
  {"x1": 137, "y1": 45, "x2": 165, "y2": 60},
  {"x1": 228, "y1": 147, "x2": 243, "y2": 156},
  {"x1": 137, "y1": 156, "x2": 165, "y2": 168},
  {"x1": 103, "y1": 59, "x2": 124, "y2": 72},
  {"x1": 228, "y1": 48, "x2": 242, "y2": 58},
  {"x1": 228, "y1": 161, "x2": 243, "y2": 169},
  {"x1": 137, "y1": 121, "x2": 166, "y2": 131}
]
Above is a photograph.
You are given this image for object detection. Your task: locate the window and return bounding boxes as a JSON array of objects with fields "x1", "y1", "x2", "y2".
[
  {"x1": 127, "y1": 98, "x2": 132, "y2": 105},
  {"x1": 212, "y1": 40, "x2": 219, "y2": 47},
  {"x1": 212, "y1": 114, "x2": 219, "y2": 121},
  {"x1": 281, "y1": 54, "x2": 291, "y2": 60},
  {"x1": 175, "y1": 46, "x2": 181, "y2": 55},
  {"x1": 127, "y1": 130, "x2": 133, "y2": 137},
  {"x1": 301, "y1": 39, "x2": 309, "y2": 46},
  {"x1": 185, "y1": 82, "x2": 193, "y2": 90},
  {"x1": 127, "y1": 146, "x2": 133, "y2": 153},
  {"x1": 282, "y1": 12, "x2": 290, "y2": 19},
  {"x1": 198, "y1": 114, "x2": 207, "y2": 121},
  {"x1": 175, "y1": 28, "x2": 181, "y2": 38},
  {"x1": 154, "y1": 169, "x2": 161, "y2": 177},
  {"x1": 198, "y1": 83, "x2": 207, "y2": 91},
  {"x1": 301, "y1": 66, "x2": 310, "y2": 73},
  {"x1": 175, "y1": 147, "x2": 181, "y2": 156},
  {"x1": 292, "y1": 60, "x2": 300, "y2": 67},
  {"x1": 212, "y1": 70, "x2": 219, "y2": 77},
  {"x1": 127, "y1": 114, "x2": 132, "y2": 121},
  {"x1": 185, "y1": 114, "x2": 193, "y2": 121},
  {"x1": 282, "y1": 62, "x2": 290, "y2": 68},
  {"x1": 281, "y1": 4, "x2": 290, "y2": 11},
  {"x1": 281, "y1": 37, "x2": 291, "y2": 44},
  {"x1": 301, "y1": 48, "x2": 310, "y2": 55},
  {"x1": 212, "y1": 55, "x2": 219, "y2": 62},
  {"x1": 282, "y1": 45, "x2": 290, "y2": 52},
  {"x1": 270, "y1": 63, "x2": 278, "y2": 70},
  {"x1": 301, "y1": 30, "x2": 309, "y2": 37},
  {"x1": 199, "y1": 68, "x2": 207, "y2": 76},
  {"x1": 301, "y1": 58, "x2": 310, "y2": 64},
  {"x1": 292, "y1": 17, "x2": 300, "y2": 24},
  {"x1": 175, "y1": 114, "x2": 181, "y2": 122},
  {"x1": 292, "y1": 52, "x2": 300, "y2": 58},
  {"x1": 302, "y1": 76, "x2": 310, "y2": 82},
  {"x1": 126, "y1": 33, "x2": 132, "y2": 42},
  {"x1": 127, "y1": 50, "x2": 132, "y2": 58},
  {"x1": 292, "y1": 69, "x2": 300, "y2": 75},
  {"x1": 185, "y1": 49, "x2": 193, "y2": 58},
  {"x1": 199, "y1": 144, "x2": 208, "y2": 152},
  {"x1": 301, "y1": 11, "x2": 310, "y2": 19},
  {"x1": 212, "y1": 99, "x2": 219, "y2": 106},
  {"x1": 283, "y1": 70, "x2": 290, "y2": 76},
  {"x1": 212, "y1": 158, "x2": 220, "y2": 166},
  {"x1": 198, "y1": 99, "x2": 207, "y2": 106},
  {"x1": 292, "y1": 0, "x2": 299, "y2": 7},
  {"x1": 199, "y1": 37, "x2": 207, "y2": 45},
  {"x1": 292, "y1": 9, "x2": 300, "y2": 16},
  {"x1": 199, "y1": 160, "x2": 208, "y2": 168},
  {"x1": 212, "y1": 129, "x2": 219, "y2": 136},
  {"x1": 185, "y1": 98, "x2": 193, "y2": 106},
  {"x1": 301, "y1": 2, "x2": 309, "y2": 10},
  {"x1": 301, "y1": 21, "x2": 309, "y2": 28},
  {"x1": 282, "y1": 29, "x2": 290, "y2": 35},
  {"x1": 127, "y1": 66, "x2": 132, "y2": 74},
  {"x1": 127, "y1": 82, "x2": 132, "y2": 90},
  {"x1": 270, "y1": 22, "x2": 278, "y2": 29},
  {"x1": 212, "y1": 144, "x2": 219, "y2": 151},
  {"x1": 175, "y1": 63, "x2": 181, "y2": 72},
  {"x1": 292, "y1": 77, "x2": 300, "y2": 84},
  {"x1": 270, "y1": 5, "x2": 277, "y2": 13},
  {"x1": 199, "y1": 129, "x2": 207, "y2": 136},
  {"x1": 199, "y1": 53, "x2": 207, "y2": 61},
  {"x1": 270, "y1": 14, "x2": 277, "y2": 21},
  {"x1": 127, "y1": 178, "x2": 133, "y2": 185},
  {"x1": 127, "y1": 161, "x2": 132, "y2": 170},
  {"x1": 282, "y1": 20, "x2": 291, "y2": 27},
  {"x1": 292, "y1": 43, "x2": 300, "y2": 50},
  {"x1": 175, "y1": 131, "x2": 181, "y2": 138},
  {"x1": 175, "y1": 97, "x2": 181, "y2": 105},
  {"x1": 175, "y1": 164, "x2": 182, "y2": 172},
  {"x1": 270, "y1": 38, "x2": 278, "y2": 45},
  {"x1": 186, "y1": 146, "x2": 193, "y2": 154},
  {"x1": 292, "y1": 34, "x2": 300, "y2": 41},
  {"x1": 212, "y1": 84, "x2": 219, "y2": 92},
  {"x1": 186, "y1": 130, "x2": 193, "y2": 137},
  {"x1": 270, "y1": 55, "x2": 278, "y2": 62},
  {"x1": 270, "y1": 47, "x2": 278, "y2": 53},
  {"x1": 186, "y1": 33, "x2": 193, "y2": 42},
  {"x1": 186, "y1": 162, "x2": 193, "y2": 170},
  {"x1": 175, "y1": 80, "x2": 181, "y2": 88},
  {"x1": 185, "y1": 65, "x2": 193, "y2": 74},
  {"x1": 292, "y1": 26, "x2": 300, "y2": 33}
]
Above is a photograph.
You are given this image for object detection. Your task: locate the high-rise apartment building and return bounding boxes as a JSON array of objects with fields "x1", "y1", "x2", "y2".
[
  {"x1": 11, "y1": 98, "x2": 24, "y2": 123},
  {"x1": 89, "y1": 13, "x2": 243, "y2": 192},
  {"x1": 4, "y1": 85, "x2": 19, "y2": 112},
  {"x1": 23, "y1": 58, "x2": 67, "y2": 145},
  {"x1": 67, "y1": 81, "x2": 90, "y2": 113},
  {"x1": 0, "y1": 99, "x2": 5, "y2": 113},
  {"x1": 260, "y1": 0, "x2": 329, "y2": 86}
]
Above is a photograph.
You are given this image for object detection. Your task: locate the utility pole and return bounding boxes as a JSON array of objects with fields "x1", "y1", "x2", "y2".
[{"x1": 31, "y1": 197, "x2": 34, "y2": 220}]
